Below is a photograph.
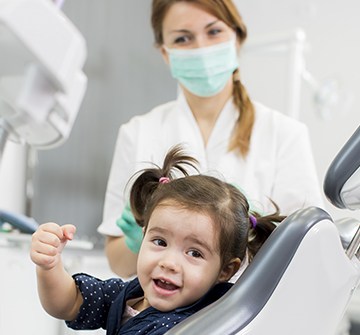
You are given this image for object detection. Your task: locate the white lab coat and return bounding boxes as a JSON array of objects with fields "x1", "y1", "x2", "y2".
[{"x1": 98, "y1": 92, "x2": 324, "y2": 236}]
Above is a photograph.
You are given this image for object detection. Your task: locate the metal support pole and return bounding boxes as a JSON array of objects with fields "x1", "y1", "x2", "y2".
[{"x1": 0, "y1": 123, "x2": 9, "y2": 164}]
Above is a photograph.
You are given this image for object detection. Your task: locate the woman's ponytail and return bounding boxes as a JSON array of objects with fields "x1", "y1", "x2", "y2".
[{"x1": 230, "y1": 69, "x2": 255, "y2": 157}]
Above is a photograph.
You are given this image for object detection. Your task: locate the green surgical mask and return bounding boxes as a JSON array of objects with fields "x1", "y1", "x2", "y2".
[{"x1": 165, "y1": 39, "x2": 239, "y2": 97}]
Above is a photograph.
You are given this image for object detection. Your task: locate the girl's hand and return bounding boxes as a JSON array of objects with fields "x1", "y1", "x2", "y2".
[{"x1": 30, "y1": 223, "x2": 76, "y2": 270}]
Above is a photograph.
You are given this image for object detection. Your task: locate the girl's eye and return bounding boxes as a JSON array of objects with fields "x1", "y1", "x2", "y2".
[
  {"x1": 187, "y1": 250, "x2": 203, "y2": 258},
  {"x1": 153, "y1": 238, "x2": 167, "y2": 247}
]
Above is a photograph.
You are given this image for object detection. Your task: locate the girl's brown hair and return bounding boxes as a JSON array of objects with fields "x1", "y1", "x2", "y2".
[
  {"x1": 130, "y1": 145, "x2": 285, "y2": 266},
  {"x1": 151, "y1": 0, "x2": 255, "y2": 157}
]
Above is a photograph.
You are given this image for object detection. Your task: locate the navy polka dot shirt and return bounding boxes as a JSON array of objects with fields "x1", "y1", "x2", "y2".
[{"x1": 66, "y1": 273, "x2": 232, "y2": 335}]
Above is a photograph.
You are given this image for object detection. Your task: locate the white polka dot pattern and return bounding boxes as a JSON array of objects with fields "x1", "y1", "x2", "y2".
[{"x1": 65, "y1": 273, "x2": 232, "y2": 334}]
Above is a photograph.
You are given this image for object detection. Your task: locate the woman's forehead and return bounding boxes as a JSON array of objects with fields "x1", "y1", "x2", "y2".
[{"x1": 162, "y1": 2, "x2": 221, "y2": 32}]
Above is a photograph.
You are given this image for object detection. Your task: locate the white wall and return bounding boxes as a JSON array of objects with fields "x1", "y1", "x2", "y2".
[{"x1": 235, "y1": 0, "x2": 360, "y2": 221}]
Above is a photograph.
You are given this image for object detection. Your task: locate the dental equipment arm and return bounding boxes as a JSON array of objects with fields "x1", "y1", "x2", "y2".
[
  {"x1": 0, "y1": 0, "x2": 87, "y2": 152},
  {"x1": 0, "y1": 0, "x2": 87, "y2": 233},
  {"x1": 0, "y1": 208, "x2": 39, "y2": 233}
]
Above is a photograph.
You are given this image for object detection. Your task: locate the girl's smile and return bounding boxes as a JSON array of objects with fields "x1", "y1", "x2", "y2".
[{"x1": 136, "y1": 202, "x2": 225, "y2": 312}]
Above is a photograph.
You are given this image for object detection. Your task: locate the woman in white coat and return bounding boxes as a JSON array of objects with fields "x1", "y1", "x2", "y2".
[{"x1": 98, "y1": 0, "x2": 324, "y2": 278}]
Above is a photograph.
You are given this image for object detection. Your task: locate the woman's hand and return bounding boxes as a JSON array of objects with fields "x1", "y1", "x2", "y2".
[{"x1": 116, "y1": 203, "x2": 143, "y2": 253}]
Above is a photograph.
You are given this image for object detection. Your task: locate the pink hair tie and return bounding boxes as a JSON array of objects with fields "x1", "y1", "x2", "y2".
[{"x1": 159, "y1": 177, "x2": 170, "y2": 184}]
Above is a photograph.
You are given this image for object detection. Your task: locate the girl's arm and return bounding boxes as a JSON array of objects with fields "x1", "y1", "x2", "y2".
[{"x1": 30, "y1": 223, "x2": 83, "y2": 320}]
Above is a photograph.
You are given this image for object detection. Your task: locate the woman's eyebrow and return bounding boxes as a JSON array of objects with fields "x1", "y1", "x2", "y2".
[
  {"x1": 169, "y1": 20, "x2": 220, "y2": 34},
  {"x1": 205, "y1": 20, "x2": 220, "y2": 29},
  {"x1": 169, "y1": 28, "x2": 191, "y2": 34}
]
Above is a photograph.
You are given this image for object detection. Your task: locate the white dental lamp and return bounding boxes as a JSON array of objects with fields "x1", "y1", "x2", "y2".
[
  {"x1": 0, "y1": 0, "x2": 87, "y2": 232},
  {"x1": 242, "y1": 28, "x2": 350, "y2": 121}
]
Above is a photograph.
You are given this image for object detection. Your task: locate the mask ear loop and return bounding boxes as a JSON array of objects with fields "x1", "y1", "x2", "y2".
[
  {"x1": 232, "y1": 31, "x2": 241, "y2": 84},
  {"x1": 233, "y1": 68, "x2": 241, "y2": 83}
]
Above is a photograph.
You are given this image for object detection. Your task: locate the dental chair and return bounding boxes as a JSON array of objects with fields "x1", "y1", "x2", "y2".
[{"x1": 167, "y1": 126, "x2": 360, "y2": 335}]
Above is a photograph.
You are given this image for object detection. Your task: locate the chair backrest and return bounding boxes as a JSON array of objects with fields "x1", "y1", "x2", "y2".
[
  {"x1": 324, "y1": 126, "x2": 360, "y2": 210},
  {"x1": 166, "y1": 207, "x2": 360, "y2": 335},
  {"x1": 166, "y1": 125, "x2": 360, "y2": 335}
]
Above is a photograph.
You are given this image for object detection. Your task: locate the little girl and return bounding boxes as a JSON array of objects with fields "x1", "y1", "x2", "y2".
[{"x1": 30, "y1": 145, "x2": 285, "y2": 334}]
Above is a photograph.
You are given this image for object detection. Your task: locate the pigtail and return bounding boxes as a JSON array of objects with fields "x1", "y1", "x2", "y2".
[
  {"x1": 129, "y1": 167, "x2": 161, "y2": 227},
  {"x1": 129, "y1": 145, "x2": 198, "y2": 227},
  {"x1": 161, "y1": 145, "x2": 199, "y2": 178},
  {"x1": 247, "y1": 201, "x2": 286, "y2": 261},
  {"x1": 229, "y1": 68, "x2": 255, "y2": 157}
]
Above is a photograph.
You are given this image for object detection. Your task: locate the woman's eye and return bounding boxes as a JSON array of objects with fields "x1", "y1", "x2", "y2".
[
  {"x1": 187, "y1": 250, "x2": 203, "y2": 258},
  {"x1": 174, "y1": 35, "x2": 191, "y2": 44},
  {"x1": 208, "y1": 28, "x2": 222, "y2": 36},
  {"x1": 153, "y1": 238, "x2": 167, "y2": 247}
]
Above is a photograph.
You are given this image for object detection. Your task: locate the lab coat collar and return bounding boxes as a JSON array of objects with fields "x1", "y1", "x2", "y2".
[{"x1": 177, "y1": 91, "x2": 238, "y2": 149}]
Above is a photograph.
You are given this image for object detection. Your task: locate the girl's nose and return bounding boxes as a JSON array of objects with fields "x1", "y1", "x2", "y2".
[{"x1": 159, "y1": 256, "x2": 181, "y2": 273}]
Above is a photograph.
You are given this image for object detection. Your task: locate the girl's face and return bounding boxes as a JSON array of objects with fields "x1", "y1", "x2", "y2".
[
  {"x1": 161, "y1": 2, "x2": 236, "y2": 50},
  {"x1": 137, "y1": 203, "x2": 235, "y2": 312}
]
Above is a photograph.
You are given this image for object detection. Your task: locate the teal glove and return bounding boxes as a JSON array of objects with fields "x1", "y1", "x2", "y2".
[{"x1": 116, "y1": 203, "x2": 143, "y2": 253}]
